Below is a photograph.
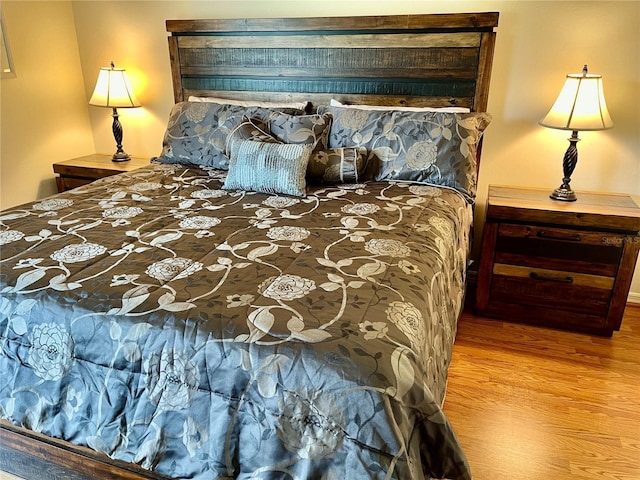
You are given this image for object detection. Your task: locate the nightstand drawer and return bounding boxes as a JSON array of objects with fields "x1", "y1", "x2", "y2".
[
  {"x1": 57, "y1": 176, "x2": 94, "y2": 191},
  {"x1": 490, "y1": 263, "x2": 613, "y2": 316},
  {"x1": 494, "y1": 224, "x2": 623, "y2": 276}
]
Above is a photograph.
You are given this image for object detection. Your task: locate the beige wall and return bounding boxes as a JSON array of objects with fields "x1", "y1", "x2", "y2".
[
  {"x1": 2, "y1": 0, "x2": 639, "y2": 298},
  {"x1": 0, "y1": 1, "x2": 95, "y2": 208}
]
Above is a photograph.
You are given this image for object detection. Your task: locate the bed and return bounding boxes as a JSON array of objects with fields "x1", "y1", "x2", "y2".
[{"x1": 0, "y1": 12, "x2": 498, "y2": 480}]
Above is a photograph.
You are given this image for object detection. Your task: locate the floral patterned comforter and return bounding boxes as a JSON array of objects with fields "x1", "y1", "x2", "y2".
[{"x1": 0, "y1": 163, "x2": 472, "y2": 480}]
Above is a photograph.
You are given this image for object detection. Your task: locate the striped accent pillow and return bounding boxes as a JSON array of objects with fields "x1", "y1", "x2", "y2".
[
  {"x1": 223, "y1": 140, "x2": 312, "y2": 197},
  {"x1": 307, "y1": 147, "x2": 366, "y2": 184}
]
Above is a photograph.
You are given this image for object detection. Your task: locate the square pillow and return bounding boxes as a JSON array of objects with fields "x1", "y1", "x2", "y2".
[
  {"x1": 155, "y1": 102, "x2": 304, "y2": 169},
  {"x1": 268, "y1": 112, "x2": 332, "y2": 154},
  {"x1": 223, "y1": 140, "x2": 312, "y2": 197},
  {"x1": 318, "y1": 105, "x2": 492, "y2": 200},
  {"x1": 307, "y1": 147, "x2": 366, "y2": 185}
]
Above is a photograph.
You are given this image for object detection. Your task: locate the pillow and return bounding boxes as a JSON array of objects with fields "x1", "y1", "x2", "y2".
[
  {"x1": 307, "y1": 147, "x2": 366, "y2": 185},
  {"x1": 329, "y1": 98, "x2": 471, "y2": 113},
  {"x1": 268, "y1": 112, "x2": 332, "y2": 153},
  {"x1": 155, "y1": 102, "x2": 305, "y2": 169},
  {"x1": 319, "y1": 105, "x2": 492, "y2": 200},
  {"x1": 225, "y1": 117, "x2": 280, "y2": 157},
  {"x1": 188, "y1": 95, "x2": 309, "y2": 111},
  {"x1": 223, "y1": 140, "x2": 312, "y2": 197}
]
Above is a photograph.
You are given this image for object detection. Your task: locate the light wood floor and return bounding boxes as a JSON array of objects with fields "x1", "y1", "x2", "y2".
[{"x1": 443, "y1": 302, "x2": 640, "y2": 480}]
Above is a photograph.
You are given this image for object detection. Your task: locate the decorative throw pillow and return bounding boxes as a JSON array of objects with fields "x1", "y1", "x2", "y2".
[
  {"x1": 225, "y1": 117, "x2": 280, "y2": 158},
  {"x1": 318, "y1": 105, "x2": 492, "y2": 201},
  {"x1": 155, "y1": 102, "x2": 304, "y2": 169},
  {"x1": 307, "y1": 147, "x2": 366, "y2": 185},
  {"x1": 268, "y1": 112, "x2": 332, "y2": 153},
  {"x1": 222, "y1": 140, "x2": 312, "y2": 197}
]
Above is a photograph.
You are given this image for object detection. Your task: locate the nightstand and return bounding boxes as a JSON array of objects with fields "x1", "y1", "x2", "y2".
[
  {"x1": 475, "y1": 185, "x2": 640, "y2": 336},
  {"x1": 53, "y1": 153, "x2": 150, "y2": 193}
]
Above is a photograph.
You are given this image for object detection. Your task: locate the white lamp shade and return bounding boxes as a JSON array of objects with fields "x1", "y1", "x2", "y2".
[
  {"x1": 539, "y1": 71, "x2": 613, "y2": 131},
  {"x1": 89, "y1": 65, "x2": 141, "y2": 108}
]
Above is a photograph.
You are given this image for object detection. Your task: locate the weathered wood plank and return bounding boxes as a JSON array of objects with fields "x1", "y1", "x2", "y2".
[
  {"x1": 166, "y1": 13, "x2": 499, "y2": 33},
  {"x1": 177, "y1": 32, "x2": 481, "y2": 49},
  {"x1": 181, "y1": 77, "x2": 477, "y2": 97},
  {"x1": 179, "y1": 66, "x2": 478, "y2": 80},
  {"x1": 167, "y1": 36, "x2": 183, "y2": 102},
  {"x1": 178, "y1": 46, "x2": 480, "y2": 68},
  {"x1": 474, "y1": 31, "x2": 496, "y2": 111},
  {"x1": 177, "y1": 47, "x2": 479, "y2": 78}
]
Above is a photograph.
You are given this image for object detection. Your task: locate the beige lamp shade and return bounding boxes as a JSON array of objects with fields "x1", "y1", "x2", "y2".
[
  {"x1": 89, "y1": 63, "x2": 141, "y2": 108},
  {"x1": 539, "y1": 67, "x2": 613, "y2": 131}
]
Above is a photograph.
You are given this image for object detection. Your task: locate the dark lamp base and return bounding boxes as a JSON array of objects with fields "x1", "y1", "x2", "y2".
[
  {"x1": 550, "y1": 187, "x2": 577, "y2": 202},
  {"x1": 550, "y1": 130, "x2": 581, "y2": 202},
  {"x1": 110, "y1": 107, "x2": 131, "y2": 162},
  {"x1": 111, "y1": 152, "x2": 132, "y2": 162}
]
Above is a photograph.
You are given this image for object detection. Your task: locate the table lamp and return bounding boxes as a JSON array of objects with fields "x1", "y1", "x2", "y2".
[
  {"x1": 539, "y1": 65, "x2": 613, "y2": 201},
  {"x1": 89, "y1": 61, "x2": 141, "y2": 162}
]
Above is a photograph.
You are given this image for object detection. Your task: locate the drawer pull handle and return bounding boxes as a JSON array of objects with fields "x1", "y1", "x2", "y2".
[
  {"x1": 536, "y1": 231, "x2": 581, "y2": 242},
  {"x1": 529, "y1": 272, "x2": 574, "y2": 284}
]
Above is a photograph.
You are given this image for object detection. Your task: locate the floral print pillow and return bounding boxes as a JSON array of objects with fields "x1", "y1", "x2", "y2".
[
  {"x1": 156, "y1": 102, "x2": 304, "y2": 169},
  {"x1": 225, "y1": 117, "x2": 280, "y2": 158},
  {"x1": 319, "y1": 105, "x2": 492, "y2": 201},
  {"x1": 268, "y1": 112, "x2": 332, "y2": 154}
]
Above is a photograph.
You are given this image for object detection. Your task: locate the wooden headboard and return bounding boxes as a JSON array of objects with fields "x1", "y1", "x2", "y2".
[{"x1": 166, "y1": 12, "x2": 499, "y2": 112}]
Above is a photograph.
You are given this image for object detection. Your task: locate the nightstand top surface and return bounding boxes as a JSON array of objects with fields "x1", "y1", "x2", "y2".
[
  {"x1": 53, "y1": 153, "x2": 150, "y2": 173},
  {"x1": 487, "y1": 185, "x2": 640, "y2": 232}
]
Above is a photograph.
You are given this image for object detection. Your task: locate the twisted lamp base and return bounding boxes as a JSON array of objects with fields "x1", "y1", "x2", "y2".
[
  {"x1": 550, "y1": 130, "x2": 580, "y2": 202},
  {"x1": 110, "y1": 107, "x2": 131, "y2": 162}
]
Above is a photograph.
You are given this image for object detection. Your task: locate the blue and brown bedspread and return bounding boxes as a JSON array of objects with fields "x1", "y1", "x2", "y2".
[{"x1": 0, "y1": 163, "x2": 472, "y2": 479}]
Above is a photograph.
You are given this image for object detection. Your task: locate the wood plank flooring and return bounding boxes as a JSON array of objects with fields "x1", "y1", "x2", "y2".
[{"x1": 443, "y1": 302, "x2": 640, "y2": 480}]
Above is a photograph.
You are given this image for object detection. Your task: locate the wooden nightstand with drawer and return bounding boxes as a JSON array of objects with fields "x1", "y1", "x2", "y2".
[
  {"x1": 475, "y1": 185, "x2": 640, "y2": 336},
  {"x1": 53, "y1": 153, "x2": 150, "y2": 193}
]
